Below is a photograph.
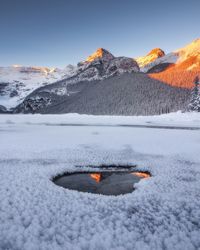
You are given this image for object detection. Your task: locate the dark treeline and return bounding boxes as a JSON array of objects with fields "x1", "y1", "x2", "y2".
[{"x1": 16, "y1": 73, "x2": 190, "y2": 115}]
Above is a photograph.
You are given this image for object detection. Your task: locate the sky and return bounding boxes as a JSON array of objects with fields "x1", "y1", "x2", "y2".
[{"x1": 0, "y1": 0, "x2": 200, "y2": 68}]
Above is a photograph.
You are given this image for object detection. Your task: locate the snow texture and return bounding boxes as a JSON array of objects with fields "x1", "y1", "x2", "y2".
[{"x1": 0, "y1": 113, "x2": 200, "y2": 250}]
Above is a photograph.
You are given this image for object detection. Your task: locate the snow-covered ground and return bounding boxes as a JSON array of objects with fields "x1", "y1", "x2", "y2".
[
  {"x1": 1, "y1": 111, "x2": 200, "y2": 128},
  {"x1": 0, "y1": 113, "x2": 200, "y2": 250}
]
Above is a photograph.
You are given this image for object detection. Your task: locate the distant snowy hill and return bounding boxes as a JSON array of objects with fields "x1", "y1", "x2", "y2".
[{"x1": 0, "y1": 65, "x2": 77, "y2": 110}]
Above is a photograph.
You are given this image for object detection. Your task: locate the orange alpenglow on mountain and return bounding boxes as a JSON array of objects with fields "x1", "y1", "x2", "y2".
[
  {"x1": 85, "y1": 48, "x2": 114, "y2": 63},
  {"x1": 86, "y1": 48, "x2": 105, "y2": 62},
  {"x1": 131, "y1": 172, "x2": 150, "y2": 179},
  {"x1": 136, "y1": 48, "x2": 165, "y2": 68},
  {"x1": 147, "y1": 39, "x2": 200, "y2": 88},
  {"x1": 90, "y1": 173, "x2": 102, "y2": 182}
]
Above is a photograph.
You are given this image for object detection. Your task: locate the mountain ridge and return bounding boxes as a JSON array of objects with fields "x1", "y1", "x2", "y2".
[
  {"x1": 14, "y1": 73, "x2": 189, "y2": 115},
  {"x1": 84, "y1": 48, "x2": 115, "y2": 63},
  {"x1": 0, "y1": 38, "x2": 199, "y2": 113},
  {"x1": 146, "y1": 38, "x2": 200, "y2": 88}
]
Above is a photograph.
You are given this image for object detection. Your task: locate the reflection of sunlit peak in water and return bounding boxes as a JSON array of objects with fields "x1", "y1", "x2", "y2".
[
  {"x1": 90, "y1": 171, "x2": 150, "y2": 183},
  {"x1": 90, "y1": 173, "x2": 102, "y2": 182},
  {"x1": 131, "y1": 172, "x2": 150, "y2": 178},
  {"x1": 54, "y1": 170, "x2": 151, "y2": 195}
]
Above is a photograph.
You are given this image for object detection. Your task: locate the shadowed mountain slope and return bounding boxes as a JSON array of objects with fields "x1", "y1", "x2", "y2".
[{"x1": 15, "y1": 72, "x2": 189, "y2": 115}]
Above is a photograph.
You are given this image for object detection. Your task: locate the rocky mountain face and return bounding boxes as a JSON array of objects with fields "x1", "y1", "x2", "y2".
[
  {"x1": 0, "y1": 48, "x2": 139, "y2": 112},
  {"x1": 84, "y1": 48, "x2": 115, "y2": 63},
  {"x1": 69, "y1": 48, "x2": 139, "y2": 83},
  {"x1": 14, "y1": 49, "x2": 141, "y2": 114}
]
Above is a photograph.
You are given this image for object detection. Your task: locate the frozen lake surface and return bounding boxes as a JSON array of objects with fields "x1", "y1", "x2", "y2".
[{"x1": 0, "y1": 113, "x2": 200, "y2": 250}]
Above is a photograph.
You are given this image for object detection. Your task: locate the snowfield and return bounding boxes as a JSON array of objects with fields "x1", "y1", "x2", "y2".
[
  {"x1": 1, "y1": 111, "x2": 200, "y2": 128},
  {"x1": 0, "y1": 112, "x2": 200, "y2": 250},
  {"x1": 0, "y1": 65, "x2": 76, "y2": 110}
]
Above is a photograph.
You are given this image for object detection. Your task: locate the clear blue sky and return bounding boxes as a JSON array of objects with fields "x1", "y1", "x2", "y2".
[{"x1": 0, "y1": 0, "x2": 199, "y2": 68}]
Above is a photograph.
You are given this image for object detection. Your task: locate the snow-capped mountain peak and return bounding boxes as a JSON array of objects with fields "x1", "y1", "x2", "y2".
[
  {"x1": 85, "y1": 48, "x2": 115, "y2": 63},
  {"x1": 136, "y1": 48, "x2": 165, "y2": 68},
  {"x1": 69, "y1": 48, "x2": 139, "y2": 85},
  {"x1": 140, "y1": 38, "x2": 200, "y2": 73},
  {"x1": 146, "y1": 38, "x2": 200, "y2": 88}
]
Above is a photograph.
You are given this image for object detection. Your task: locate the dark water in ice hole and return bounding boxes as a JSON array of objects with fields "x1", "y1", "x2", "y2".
[{"x1": 53, "y1": 171, "x2": 150, "y2": 196}]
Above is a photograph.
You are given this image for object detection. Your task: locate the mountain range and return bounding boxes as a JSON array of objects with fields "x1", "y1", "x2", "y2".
[
  {"x1": 138, "y1": 38, "x2": 200, "y2": 88},
  {"x1": 0, "y1": 38, "x2": 200, "y2": 115}
]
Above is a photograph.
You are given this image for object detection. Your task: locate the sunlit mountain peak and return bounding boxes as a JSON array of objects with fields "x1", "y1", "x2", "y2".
[
  {"x1": 85, "y1": 48, "x2": 114, "y2": 63},
  {"x1": 136, "y1": 48, "x2": 165, "y2": 68}
]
